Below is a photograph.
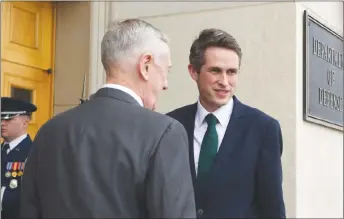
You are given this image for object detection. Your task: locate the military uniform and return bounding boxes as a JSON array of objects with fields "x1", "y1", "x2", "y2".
[{"x1": 1, "y1": 97, "x2": 37, "y2": 219}]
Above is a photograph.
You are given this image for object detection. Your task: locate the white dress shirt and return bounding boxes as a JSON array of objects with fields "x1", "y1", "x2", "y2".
[
  {"x1": 2, "y1": 133, "x2": 28, "y2": 154},
  {"x1": 1, "y1": 133, "x2": 28, "y2": 202},
  {"x1": 102, "y1": 84, "x2": 143, "y2": 107},
  {"x1": 193, "y1": 98, "x2": 234, "y2": 174}
]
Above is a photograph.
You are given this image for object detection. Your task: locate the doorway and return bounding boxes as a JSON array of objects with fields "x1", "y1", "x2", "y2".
[{"x1": 1, "y1": 1, "x2": 55, "y2": 139}]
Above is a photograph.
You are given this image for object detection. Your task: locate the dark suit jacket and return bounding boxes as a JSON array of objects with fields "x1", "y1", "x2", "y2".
[
  {"x1": 1, "y1": 135, "x2": 32, "y2": 219},
  {"x1": 20, "y1": 87, "x2": 196, "y2": 218},
  {"x1": 167, "y1": 96, "x2": 286, "y2": 218}
]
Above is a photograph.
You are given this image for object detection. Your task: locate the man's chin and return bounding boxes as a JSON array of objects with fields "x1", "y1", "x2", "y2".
[{"x1": 214, "y1": 98, "x2": 231, "y2": 107}]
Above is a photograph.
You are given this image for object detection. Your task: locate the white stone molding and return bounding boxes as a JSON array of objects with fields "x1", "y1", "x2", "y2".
[{"x1": 88, "y1": 1, "x2": 112, "y2": 95}]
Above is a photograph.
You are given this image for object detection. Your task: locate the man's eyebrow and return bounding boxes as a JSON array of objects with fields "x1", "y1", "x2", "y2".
[
  {"x1": 227, "y1": 67, "x2": 238, "y2": 71},
  {"x1": 208, "y1": 66, "x2": 222, "y2": 71},
  {"x1": 208, "y1": 66, "x2": 238, "y2": 71}
]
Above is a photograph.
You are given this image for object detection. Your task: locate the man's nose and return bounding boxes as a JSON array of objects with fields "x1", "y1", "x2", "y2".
[
  {"x1": 218, "y1": 73, "x2": 229, "y2": 87},
  {"x1": 163, "y1": 80, "x2": 168, "y2": 90}
]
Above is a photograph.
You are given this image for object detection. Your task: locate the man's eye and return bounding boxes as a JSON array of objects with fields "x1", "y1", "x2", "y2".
[
  {"x1": 210, "y1": 68, "x2": 220, "y2": 73},
  {"x1": 227, "y1": 70, "x2": 237, "y2": 75}
]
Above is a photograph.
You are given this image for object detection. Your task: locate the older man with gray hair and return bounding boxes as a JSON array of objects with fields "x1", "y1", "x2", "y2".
[{"x1": 20, "y1": 19, "x2": 196, "y2": 218}]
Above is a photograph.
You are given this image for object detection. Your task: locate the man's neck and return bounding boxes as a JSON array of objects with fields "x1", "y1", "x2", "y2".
[
  {"x1": 104, "y1": 78, "x2": 144, "y2": 107},
  {"x1": 105, "y1": 68, "x2": 145, "y2": 105},
  {"x1": 106, "y1": 79, "x2": 137, "y2": 93},
  {"x1": 3, "y1": 132, "x2": 27, "y2": 143}
]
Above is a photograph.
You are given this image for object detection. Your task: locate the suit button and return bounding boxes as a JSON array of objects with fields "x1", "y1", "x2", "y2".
[{"x1": 197, "y1": 209, "x2": 203, "y2": 216}]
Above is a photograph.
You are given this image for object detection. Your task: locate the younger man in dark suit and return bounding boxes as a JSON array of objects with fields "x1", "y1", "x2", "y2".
[
  {"x1": 1, "y1": 97, "x2": 37, "y2": 219},
  {"x1": 167, "y1": 28, "x2": 286, "y2": 218}
]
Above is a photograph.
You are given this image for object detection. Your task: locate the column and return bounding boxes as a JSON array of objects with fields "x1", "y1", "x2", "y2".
[{"x1": 88, "y1": 1, "x2": 112, "y2": 95}]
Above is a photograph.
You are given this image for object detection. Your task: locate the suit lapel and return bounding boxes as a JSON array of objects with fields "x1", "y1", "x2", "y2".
[
  {"x1": 183, "y1": 103, "x2": 198, "y2": 185},
  {"x1": 172, "y1": 97, "x2": 248, "y2": 189},
  {"x1": 183, "y1": 98, "x2": 248, "y2": 185},
  {"x1": 211, "y1": 96, "x2": 248, "y2": 173}
]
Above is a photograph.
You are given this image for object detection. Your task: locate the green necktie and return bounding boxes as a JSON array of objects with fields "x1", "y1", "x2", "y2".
[{"x1": 197, "y1": 113, "x2": 218, "y2": 182}]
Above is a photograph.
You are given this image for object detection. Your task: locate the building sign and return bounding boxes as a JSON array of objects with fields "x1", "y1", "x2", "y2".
[{"x1": 303, "y1": 11, "x2": 343, "y2": 130}]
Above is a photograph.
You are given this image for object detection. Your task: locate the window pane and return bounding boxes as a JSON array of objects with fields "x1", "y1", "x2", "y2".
[{"x1": 11, "y1": 87, "x2": 32, "y2": 103}]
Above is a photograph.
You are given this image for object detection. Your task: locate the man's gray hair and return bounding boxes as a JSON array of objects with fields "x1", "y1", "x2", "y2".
[{"x1": 101, "y1": 19, "x2": 169, "y2": 72}]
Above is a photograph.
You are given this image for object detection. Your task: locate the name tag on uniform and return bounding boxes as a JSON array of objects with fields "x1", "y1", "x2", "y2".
[{"x1": 9, "y1": 179, "x2": 18, "y2": 189}]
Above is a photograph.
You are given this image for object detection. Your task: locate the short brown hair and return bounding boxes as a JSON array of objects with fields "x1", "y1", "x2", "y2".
[{"x1": 189, "y1": 28, "x2": 243, "y2": 73}]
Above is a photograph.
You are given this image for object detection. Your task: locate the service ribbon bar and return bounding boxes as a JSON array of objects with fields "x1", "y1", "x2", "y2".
[{"x1": 7, "y1": 162, "x2": 12, "y2": 171}]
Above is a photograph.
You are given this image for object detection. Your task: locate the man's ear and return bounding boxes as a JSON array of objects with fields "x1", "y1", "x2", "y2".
[
  {"x1": 21, "y1": 116, "x2": 30, "y2": 128},
  {"x1": 188, "y1": 64, "x2": 198, "y2": 81},
  {"x1": 138, "y1": 53, "x2": 153, "y2": 81}
]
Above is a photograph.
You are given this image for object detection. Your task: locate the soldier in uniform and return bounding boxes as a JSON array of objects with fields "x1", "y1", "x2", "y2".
[{"x1": 1, "y1": 97, "x2": 37, "y2": 219}]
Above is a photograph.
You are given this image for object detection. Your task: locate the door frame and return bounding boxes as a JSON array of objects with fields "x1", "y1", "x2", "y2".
[
  {"x1": 0, "y1": 1, "x2": 57, "y2": 121},
  {"x1": 49, "y1": 2, "x2": 57, "y2": 118}
]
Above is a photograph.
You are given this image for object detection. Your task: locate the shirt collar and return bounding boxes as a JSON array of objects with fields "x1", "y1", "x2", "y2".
[
  {"x1": 102, "y1": 84, "x2": 144, "y2": 107},
  {"x1": 195, "y1": 97, "x2": 234, "y2": 128},
  {"x1": 4, "y1": 133, "x2": 28, "y2": 152}
]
